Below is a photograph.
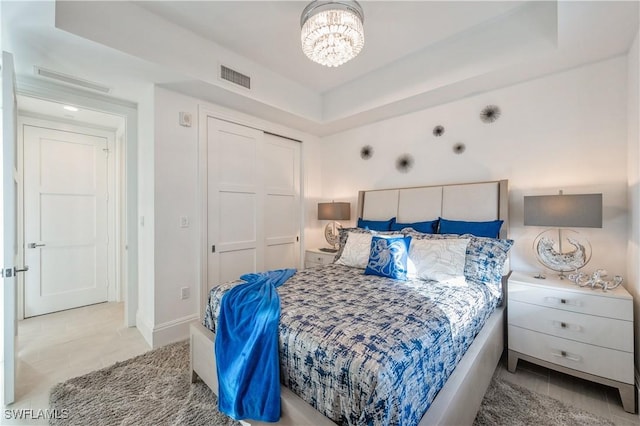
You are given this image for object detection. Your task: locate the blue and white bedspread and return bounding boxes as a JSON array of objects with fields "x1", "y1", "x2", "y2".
[{"x1": 204, "y1": 264, "x2": 501, "y2": 426}]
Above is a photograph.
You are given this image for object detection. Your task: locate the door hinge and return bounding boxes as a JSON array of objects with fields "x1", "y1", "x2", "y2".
[{"x1": 212, "y1": 245, "x2": 216, "y2": 253}]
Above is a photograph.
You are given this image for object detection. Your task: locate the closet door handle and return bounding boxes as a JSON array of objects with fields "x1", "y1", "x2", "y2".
[{"x1": 28, "y1": 243, "x2": 45, "y2": 249}]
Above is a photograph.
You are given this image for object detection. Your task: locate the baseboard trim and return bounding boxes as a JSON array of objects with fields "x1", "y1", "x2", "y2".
[
  {"x1": 635, "y1": 367, "x2": 639, "y2": 410},
  {"x1": 152, "y1": 314, "x2": 200, "y2": 348},
  {"x1": 136, "y1": 312, "x2": 154, "y2": 347}
]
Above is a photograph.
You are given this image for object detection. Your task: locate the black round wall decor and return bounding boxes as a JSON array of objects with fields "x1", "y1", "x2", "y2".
[
  {"x1": 480, "y1": 105, "x2": 501, "y2": 123},
  {"x1": 433, "y1": 125, "x2": 445, "y2": 137},
  {"x1": 453, "y1": 143, "x2": 466, "y2": 154},
  {"x1": 396, "y1": 154, "x2": 414, "y2": 173},
  {"x1": 360, "y1": 145, "x2": 374, "y2": 160}
]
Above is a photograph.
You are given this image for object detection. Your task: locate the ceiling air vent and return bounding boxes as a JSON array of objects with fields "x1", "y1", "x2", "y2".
[
  {"x1": 34, "y1": 66, "x2": 111, "y2": 94},
  {"x1": 220, "y1": 65, "x2": 251, "y2": 89}
]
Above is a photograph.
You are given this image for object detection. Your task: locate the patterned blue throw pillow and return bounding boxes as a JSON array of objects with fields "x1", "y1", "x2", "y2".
[
  {"x1": 464, "y1": 236, "x2": 514, "y2": 285},
  {"x1": 364, "y1": 235, "x2": 412, "y2": 281}
]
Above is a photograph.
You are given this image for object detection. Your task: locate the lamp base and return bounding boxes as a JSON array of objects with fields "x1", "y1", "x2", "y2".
[
  {"x1": 324, "y1": 222, "x2": 342, "y2": 250},
  {"x1": 533, "y1": 229, "x2": 592, "y2": 275}
]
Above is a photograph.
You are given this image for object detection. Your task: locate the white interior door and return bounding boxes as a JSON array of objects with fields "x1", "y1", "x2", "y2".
[
  {"x1": 2, "y1": 51, "x2": 20, "y2": 406},
  {"x1": 208, "y1": 118, "x2": 264, "y2": 286},
  {"x1": 264, "y1": 133, "x2": 300, "y2": 270},
  {"x1": 23, "y1": 125, "x2": 109, "y2": 317}
]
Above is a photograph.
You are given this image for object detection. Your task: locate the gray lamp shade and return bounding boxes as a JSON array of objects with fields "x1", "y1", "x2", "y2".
[
  {"x1": 318, "y1": 202, "x2": 351, "y2": 221},
  {"x1": 523, "y1": 194, "x2": 602, "y2": 228}
]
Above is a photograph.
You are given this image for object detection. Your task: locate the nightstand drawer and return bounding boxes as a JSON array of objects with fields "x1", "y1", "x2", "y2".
[
  {"x1": 509, "y1": 326, "x2": 634, "y2": 384},
  {"x1": 304, "y1": 249, "x2": 336, "y2": 269},
  {"x1": 307, "y1": 254, "x2": 332, "y2": 265},
  {"x1": 509, "y1": 281, "x2": 632, "y2": 321},
  {"x1": 508, "y1": 300, "x2": 633, "y2": 352}
]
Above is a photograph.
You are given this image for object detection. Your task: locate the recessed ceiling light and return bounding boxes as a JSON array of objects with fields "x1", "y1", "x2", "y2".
[{"x1": 63, "y1": 105, "x2": 79, "y2": 112}]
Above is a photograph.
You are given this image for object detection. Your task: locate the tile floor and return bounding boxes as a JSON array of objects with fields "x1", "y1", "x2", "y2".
[
  {"x1": 1, "y1": 302, "x2": 149, "y2": 425},
  {"x1": 1, "y1": 302, "x2": 639, "y2": 425}
]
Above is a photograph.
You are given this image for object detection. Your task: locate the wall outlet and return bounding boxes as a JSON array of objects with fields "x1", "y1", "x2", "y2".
[
  {"x1": 180, "y1": 216, "x2": 189, "y2": 228},
  {"x1": 181, "y1": 287, "x2": 190, "y2": 300}
]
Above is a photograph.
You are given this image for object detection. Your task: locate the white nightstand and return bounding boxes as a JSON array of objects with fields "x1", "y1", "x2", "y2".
[
  {"x1": 507, "y1": 271, "x2": 636, "y2": 413},
  {"x1": 304, "y1": 248, "x2": 336, "y2": 268}
]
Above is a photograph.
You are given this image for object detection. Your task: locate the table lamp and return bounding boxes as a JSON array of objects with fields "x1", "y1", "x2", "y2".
[
  {"x1": 317, "y1": 202, "x2": 351, "y2": 252},
  {"x1": 524, "y1": 192, "x2": 602, "y2": 278}
]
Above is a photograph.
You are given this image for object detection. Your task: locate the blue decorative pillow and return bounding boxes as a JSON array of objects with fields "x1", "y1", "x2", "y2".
[
  {"x1": 364, "y1": 235, "x2": 412, "y2": 280},
  {"x1": 438, "y1": 218, "x2": 503, "y2": 238},
  {"x1": 390, "y1": 218, "x2": 438, "y2": 234},
  {"x1": 357, "y1": 217, "x2": 395, "y2": 231}
]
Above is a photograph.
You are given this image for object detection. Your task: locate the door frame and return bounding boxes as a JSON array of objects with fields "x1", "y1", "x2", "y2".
[
  {"x1": 197, "y1": 104, "x2": 306, "y2": 319},
  {"x1": 2, "y1": 49, "x2": 19, "y2": 406},
  {"x1": 16, "y1": 76, "x2": 138, "y2": 327},
  {"x1": 18, "y1": 116, "x2": 120, "y2": 318}
]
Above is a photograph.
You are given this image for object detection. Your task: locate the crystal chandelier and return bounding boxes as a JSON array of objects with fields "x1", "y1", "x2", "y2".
[{"x1": 300, "y1": 0, "x2": 365, "y2": 67}]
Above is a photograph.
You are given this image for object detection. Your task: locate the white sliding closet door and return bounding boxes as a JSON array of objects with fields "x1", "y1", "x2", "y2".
[
  {"x1": 208, "y1": 118, "x2": 264, "y2": 286},
  {"x1": 207, "y1": 118, "x2": 301, "y2": 288},
  {"x1": 264, "y1": 133, "x2": 300, "y2": 270}
]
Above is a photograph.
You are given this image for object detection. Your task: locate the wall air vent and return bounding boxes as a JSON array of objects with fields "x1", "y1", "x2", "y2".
[
  {"x1": 220, "y1": 65, "x2": 251, "y2": 89},
  {"x1": 34, "y1": 66, "x2": 112, "y2": 94}
]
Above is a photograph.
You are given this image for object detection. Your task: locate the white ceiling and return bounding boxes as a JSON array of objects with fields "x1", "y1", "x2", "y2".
[
  {"x1": 134, "y1": 1, "x2": 524, "y2": 94},
  {"x1": 4, "y1": 1, "x2": 639, "y2": 136}
]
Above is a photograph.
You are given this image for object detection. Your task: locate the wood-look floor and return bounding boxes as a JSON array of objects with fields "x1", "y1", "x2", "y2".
[{"x1": 496, "y1": 358, "x2": 639, "y2": 425}]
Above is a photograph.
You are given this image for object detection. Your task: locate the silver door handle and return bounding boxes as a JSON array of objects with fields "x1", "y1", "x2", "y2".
[
  {"x1": 27, "y1": 243, "x2": 45, "y2": 248},
  {"x1": 14, "y1": 266, "x2": 29, "y2": 274}
]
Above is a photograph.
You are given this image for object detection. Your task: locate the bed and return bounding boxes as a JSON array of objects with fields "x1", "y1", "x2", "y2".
[{"x1": 191, "y1": 179, "x2": 510, "y2": 425}]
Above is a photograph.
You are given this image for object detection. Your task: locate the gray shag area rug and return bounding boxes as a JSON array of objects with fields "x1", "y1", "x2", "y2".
[
  {"x1": 50, "y1": 340, "x2": 614, "y2": 425},
  {"x1": 49, "y1": 341, "x2": 238, "y2": 426},
  {"x1": 474, "y1": 376, "x2": 615, "y2": 426}
]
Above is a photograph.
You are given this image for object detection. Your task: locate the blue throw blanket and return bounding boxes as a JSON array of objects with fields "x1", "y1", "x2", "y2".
[{"x1": 215, "y1": 268, "x2": 296, "y2": 422}]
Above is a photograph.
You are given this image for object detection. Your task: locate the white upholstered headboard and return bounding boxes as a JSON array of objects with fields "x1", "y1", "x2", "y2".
[{"x1": 356, "y1": 180, "x2": 509, "y2": 238}]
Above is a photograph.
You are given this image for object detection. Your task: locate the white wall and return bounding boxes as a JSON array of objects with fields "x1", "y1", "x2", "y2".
[
  {"x1": 136, "y1": 85, "x2": 156, "y2": 344},
  {"x1": 149, "y1": 87, "x2": 322, "y2": 347},
  {"x1": 626, "y1": 29, "x2": 640, "y2": 378},
  {"x1": 153, "y1": 88, "x2": 200, "y2": 332},
  {"x1": 320, "y1": 56, "x2": 629, "y2": 276}
]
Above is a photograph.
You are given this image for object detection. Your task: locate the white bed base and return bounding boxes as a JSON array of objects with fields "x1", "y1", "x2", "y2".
[{"x1": 191, "y1": 179, "x2": 510, "y2": 425}]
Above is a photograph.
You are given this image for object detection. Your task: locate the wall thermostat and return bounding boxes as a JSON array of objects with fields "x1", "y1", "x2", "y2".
[{"x1": 179, "y1": 112, "x2": 192, "y2": 127}]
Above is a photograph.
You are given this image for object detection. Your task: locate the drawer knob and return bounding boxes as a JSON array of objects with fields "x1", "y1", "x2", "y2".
[
  {"x1": 560, "y1": 322, "x2": 567, "y2": 328},
  {"x1": 552, "y1": 350, "x2": 581, "y2": 362},
  {"x1": 560, "y1": 299, "x2": 567, "y2": 304}
]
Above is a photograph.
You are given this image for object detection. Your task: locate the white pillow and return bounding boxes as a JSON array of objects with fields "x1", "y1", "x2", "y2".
[
  {"x1": 335, "y1": 232, "x2": 373, "y2": 269},
  {"x1": 408, "y1": 238, "x2": 470, "y2": 285}
]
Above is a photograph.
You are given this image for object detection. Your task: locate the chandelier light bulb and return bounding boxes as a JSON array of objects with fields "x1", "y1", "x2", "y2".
[{"x1": 301, "y1": 1, "x2": 365, "y2": 67}]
